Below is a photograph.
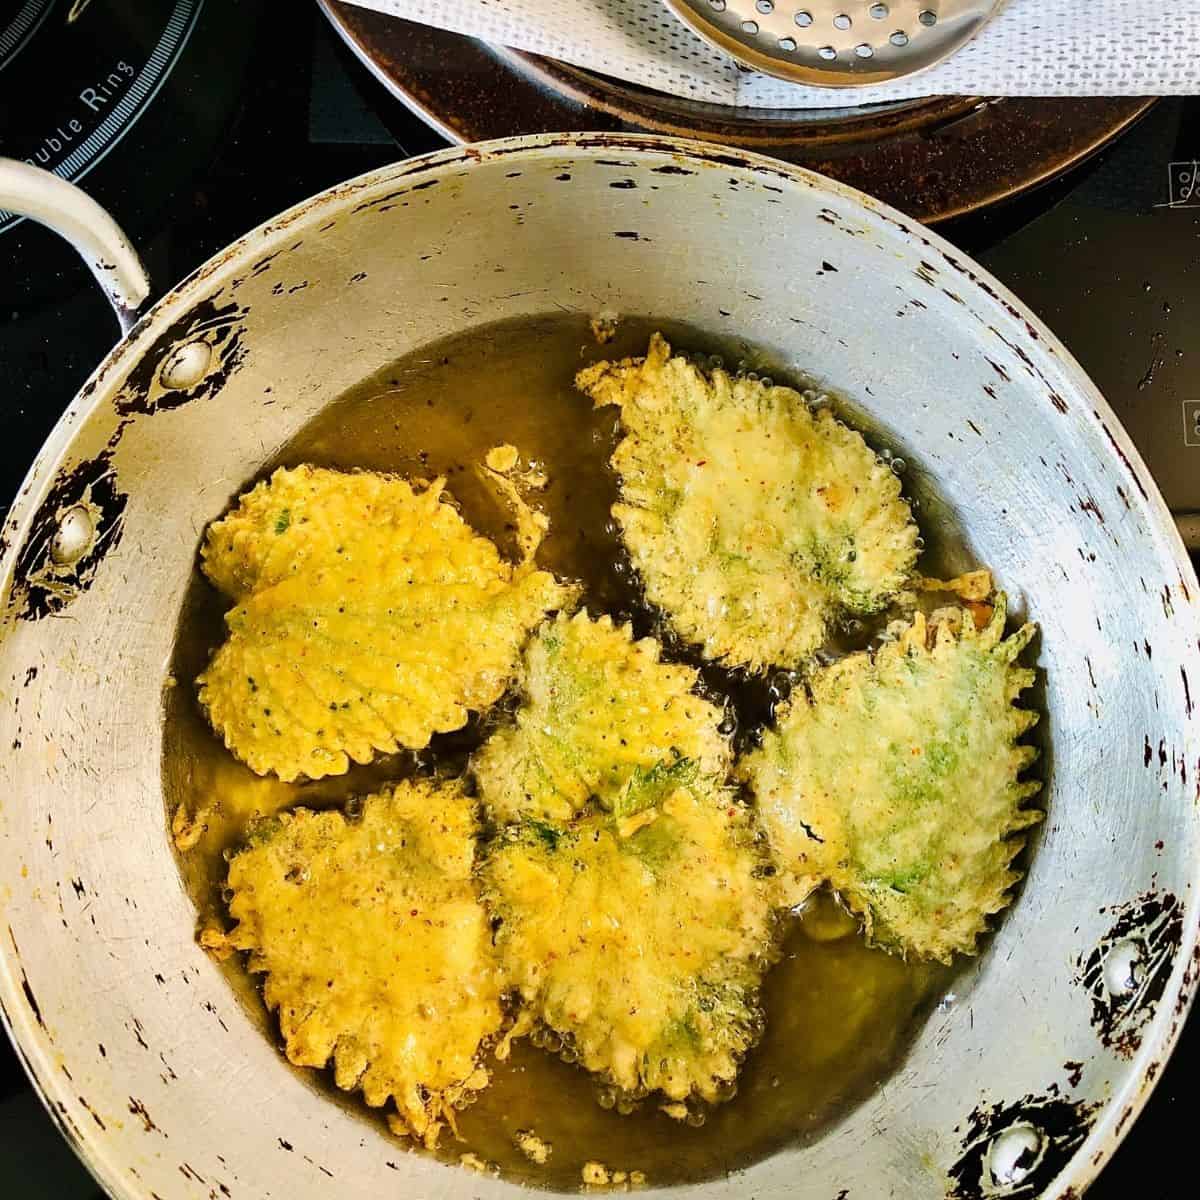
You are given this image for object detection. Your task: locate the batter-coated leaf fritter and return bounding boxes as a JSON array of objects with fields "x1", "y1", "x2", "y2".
[
  {"x1": 483, "y1": 779, "x2": 774, "y2": 1107},
  {"x1": 198, "y1": 465, "x2": 573, "y2": 780},
  {"x1": 219, "y1": 780, "x2": 503, "y2": 1146},
  {"x1": 473, "y1": 610, "x2": 731, "y2": 824},
  {"x1": 577, "y1": 334, "x2": 918, "y2": 671},
  {"x1": 742, "y1": 598, "x2": 1041, "y2": 963}
]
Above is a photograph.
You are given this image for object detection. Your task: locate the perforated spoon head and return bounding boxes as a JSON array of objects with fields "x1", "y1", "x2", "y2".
[{"x1": 663, "y1": 1, "x2": 1002, "y2": 87}]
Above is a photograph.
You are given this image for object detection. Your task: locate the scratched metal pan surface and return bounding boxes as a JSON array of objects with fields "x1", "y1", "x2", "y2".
[{"x1": 0, "y1": 133, "x2": 1197, "y2": 1200}]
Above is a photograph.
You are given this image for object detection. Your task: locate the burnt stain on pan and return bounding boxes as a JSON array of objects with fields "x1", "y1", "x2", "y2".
[
  {"x1": 114, "y1": 296, "x2": 249, "y2": 416},
  {"x1": 352, "y1": 178, "x2": 441, "y2": 214},
  {"x1": 1096, "y1": 414, "x2": 1151, "y2": 501},
  {"x1": 8, "y1": 929, "x2": 49, "y2": 1039},
  {"x1": 937, "y1": 252, "x2": 1040, "y2": 338},
  {"x1": 235, "y1": 249, "x2": 284, "y2": 287},
  {"x1": 20, "y1": 970, "x2": 43, "y2": 1028},
  {"x1": 49, "y1": 1099, "x2": 86, "y2": 1152},
  {"x1": 948, "y1": 1093, "x2": 1102, "y2": 1200},
  {"x1": 915, "y1": 261, "x2": 938, "y2": 286},
  {"x1": 303, "y1": 1154, "x2": 335, "y2": 1179},
  {"x1": 77, "y1": 1096, "x2": 106, "y2": 1130},
  {"x1": 1074, "y1": 890, "x2": 1183, "y2": 1058},
  {"x1": 129, "y1": 1096, "x2": 164, "y2": 1135},
  {"x1": 179, "y1": 1162, "x2": 208, "y2": 1185},
  {"x1": 9, "y1": 450, "x2": 128, "y2": 621}
]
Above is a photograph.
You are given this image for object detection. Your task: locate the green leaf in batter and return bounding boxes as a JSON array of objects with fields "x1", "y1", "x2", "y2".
[{"x1": 741, "y1": 595, "x2": 1041, "y2": 963}]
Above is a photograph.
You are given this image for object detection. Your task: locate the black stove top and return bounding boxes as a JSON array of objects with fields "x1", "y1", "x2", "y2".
[{"x1": 0, "y1": 2, "x2": 1195, "y2": 1196}]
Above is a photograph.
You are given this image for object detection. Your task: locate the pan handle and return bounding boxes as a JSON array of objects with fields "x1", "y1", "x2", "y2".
[{"x1": 0, "y1": 158, "x2": 151, "y2": 336}]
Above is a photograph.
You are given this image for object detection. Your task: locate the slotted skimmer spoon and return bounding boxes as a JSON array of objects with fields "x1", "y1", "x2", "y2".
[{"x1": 663, "y1": 0, "x2": 1002, "y2": 87}]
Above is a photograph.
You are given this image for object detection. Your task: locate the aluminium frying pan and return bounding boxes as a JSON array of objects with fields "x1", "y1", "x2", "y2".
[{"x1": 0, "y1": 134, "x2": 1197, "y2": 1200}]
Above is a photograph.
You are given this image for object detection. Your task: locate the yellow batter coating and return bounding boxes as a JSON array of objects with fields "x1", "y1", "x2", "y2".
[
  {"x1": 483, "y1": 777, "x2": 774, "y2": 1107},
  {"x1": 198, "y1": 465, "x2": 574, "y2": 781},
  {"x1": 472, "y1": 610, "x2": 731, "y2": 824},
  {"x1": 217, "y1": 780, "x2": 503, "y2": 1146},
  {"x1": 577, "y1": 334, "x2": 918, "y2": 671},
  {"x1": 742, "y1": 597, "x2": 1041, "y2": 963}
]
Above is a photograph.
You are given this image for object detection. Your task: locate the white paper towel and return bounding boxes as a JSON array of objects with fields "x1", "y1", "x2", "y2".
[{"x1": 345, "y1": 0, "x2": 1200, "y2": 109}]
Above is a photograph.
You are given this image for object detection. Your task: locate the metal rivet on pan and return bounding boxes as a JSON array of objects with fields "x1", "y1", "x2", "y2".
[
  {"x1": 50, "y1": 505, "x2": 95, "y2": 566},
  {"x1": 1103, "y1": 939, "x2": 1143, "y2": 997},
  {"x1": 159, "y1": 339, "x2": 213, "y2": 390},
  {"x1": 919, "y1": 9, "x2": 938, "y2": 25},
  {"x1": 988, "y1": 1124, "x2": 1043, "y2": 1187}
]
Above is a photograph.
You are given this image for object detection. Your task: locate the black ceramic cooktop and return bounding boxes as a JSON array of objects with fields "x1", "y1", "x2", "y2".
[{"x1": 0, "y1": 2, "x2": 1194, "y2": 1197}]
